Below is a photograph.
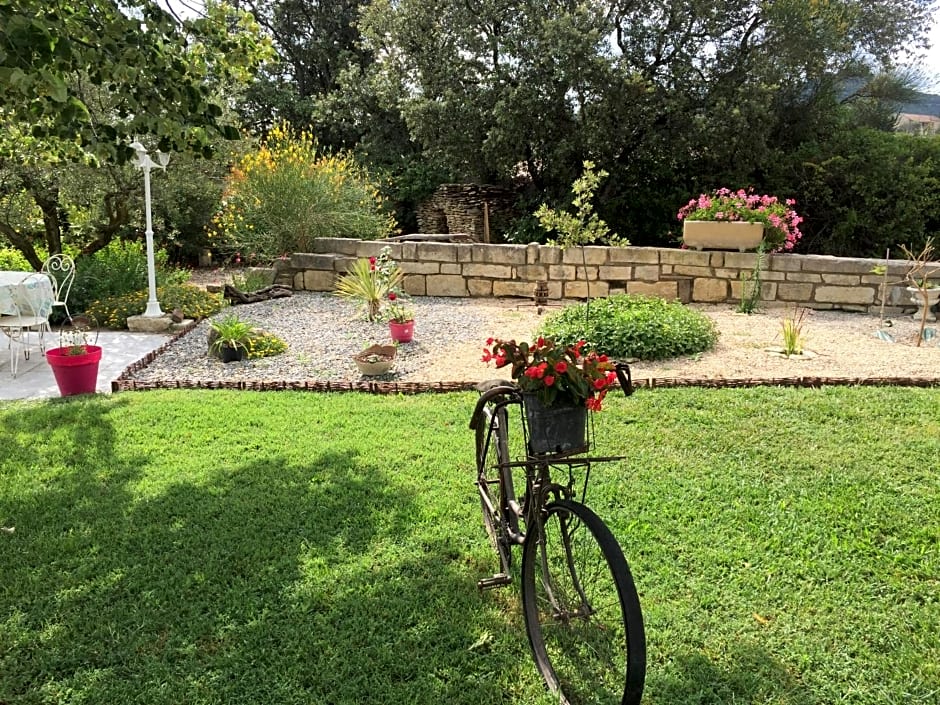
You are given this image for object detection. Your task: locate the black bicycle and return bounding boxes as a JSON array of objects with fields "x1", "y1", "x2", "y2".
[{"x1": 469, "y1": 363, "x2": 645, "y2": 705}]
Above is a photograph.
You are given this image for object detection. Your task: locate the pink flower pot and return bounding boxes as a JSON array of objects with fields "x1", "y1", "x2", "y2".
[
  {"x1": 389, "y1": 320, "x2": 414, "y2": 343},
  {"x1": 45, "y1": 345, "x2": 102, "y2": 396}
]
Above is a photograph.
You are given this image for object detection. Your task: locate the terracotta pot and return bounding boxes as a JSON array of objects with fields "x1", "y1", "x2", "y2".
[
  {"x1": 682, "y1": 220, "x2": 765, "y2": 251},
  {"x1": 354, "y1": 344, "x2": 397, "y2": 375}
]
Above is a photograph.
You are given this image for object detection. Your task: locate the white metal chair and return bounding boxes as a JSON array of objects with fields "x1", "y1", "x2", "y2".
[
  {"x1": 0, "y1": 273, "x2": 54, "y2": 377},
  {"x1": 41, "y1": 254, "x2": 76, "y2": 322}
]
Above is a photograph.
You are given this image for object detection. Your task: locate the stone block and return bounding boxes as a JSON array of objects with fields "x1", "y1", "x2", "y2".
[
  {"x1": 474, "y1": 244, "x2": 527, "y2": 264},
  {"x1": 767, "y1": 253, "x2": 802, "y2": 271},
  {"x1": 723, "y1": 252, "x2": 760, "y2": 268},
  {"x1": 291, "y1": 253, "x2": 341, "y2": 270},
  {"x1": 127, "y1": 314, "x2": 172, "y2": 332},
  {"x1": 312, "y1": 237, "x2": 357, "y2": 255},
  {"x1": 468, "y1": 279, "x2": 493, "y2": 297},
  {"x1": 538, "y1": 246, "x2": 563, "y2": 265},
  {"x1": 416, "y1": 242, "x2": 458, "y2": 262},
  {"x1": 426, "y1": 274, "x2": 468, "y2": 297},
  {"x1": 799, "y1": 254, "x2": 882, "y2": 274},
  {"x1": 526, "y1": 242, "x2": 541, "y2": 264},
  {"x1": 401, "y1": 261, "x2": 440, "y2": 275},
  {"x1": 633, "y1": 265, "x2": 660, "y2": 280},
  {"x1": 608, "y1": 246, "x2": 660, "y2": 264},
  {"x1": 784, "y1": 272, "x2": 822, "y2": 283},
  {"x1": 821, "y1": 273, "x2": 861, "y2": 286},
  {"x1": 549, "y1": 264, "x2": 578, "y2": 279},
  {"x1": 300, "y1": 270, "x2": 335, "y2": 291},
  {"x1": 562, "y1": 246, "x2": 608, "y2": 265},
  {"x1": 441, "y1": 263, "x2": 461, "y2": 274},
  {"x1": 463, "y1": 263, "x2": 513, "y2": 278},
  {"x1": 626, "y1": 281, "x2": 680, "y2": 300},
  {"x1": 660, "y1": 249, "x2": 711, "y2": 266},
  {"x1": 332, "y1": 256, "x2": 357, "y2": 272},
  {"x1": 357, "y1": 241, "x2": 402, "y2": 259},
  {"x1": 402, "y1": 274, "x2": 426, "y2": 296},
  {"x1": 455, "y1": 244, "x2": 474, "y2": 263},
  {"x1": 493, "y1": 280, "x2": 538, "y2": 298},
  {"x1": 516, "y1": 265, "x2": 549, "y2": 281},
  {"x1": 814, "y1": 286, "x2": 875, "y2": 305},
  {"x1": 730, "y1": 280, "x2": 776, "y2": 301},
  {"x1": 673, "y1": 265, "x2": 713, "y2": 277},
  {"x1": 598, "y1": 265, "x2": 633, "y2": 280},
  {"x1": 564, "y1": 280, "x2": 609, "y2": 299},
  {"x1": 692, "y1": 278, "x2": 728, "y2": 302},
  {"x1": 777, "y1": 282, "x2": 814, "y2": 301}
]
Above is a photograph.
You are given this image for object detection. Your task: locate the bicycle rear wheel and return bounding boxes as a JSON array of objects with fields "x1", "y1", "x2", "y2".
[
  {"x1": 476, "y1": 401, "x2": 513, "y2": 573},
  {"x1": 521, "y1": 499, "x2": 645, "y2": 705}
]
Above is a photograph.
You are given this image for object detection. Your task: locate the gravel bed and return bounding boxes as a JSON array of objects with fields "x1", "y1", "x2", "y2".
[
  {"x1": 124, "y1": 291, "x2": 940, "y2": 388},
  {"x1": 125, "y1": 292, "x2": 539, "y2": 385}
]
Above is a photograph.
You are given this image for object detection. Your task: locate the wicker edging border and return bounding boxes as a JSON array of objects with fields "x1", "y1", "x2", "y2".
[{"x1": 113, "y1": 322, "x2": 940, "y2": 394}]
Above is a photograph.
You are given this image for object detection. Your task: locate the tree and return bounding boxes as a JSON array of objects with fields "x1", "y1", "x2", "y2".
[
  {"x1": 0, "y1": 0, "x2": 270, "y2": 163},
  {"x1": 0, "y1": 1, "x2": 270, "y2": 265}
]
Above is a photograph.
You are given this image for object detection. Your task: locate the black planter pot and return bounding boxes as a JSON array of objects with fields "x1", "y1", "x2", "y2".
[{"x1": 219, "y1": 344, "x2": 247, "y2": 363}]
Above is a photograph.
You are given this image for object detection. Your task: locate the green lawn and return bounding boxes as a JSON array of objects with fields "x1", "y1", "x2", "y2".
[{"x1": 1, "y1": 388, "x2": 937, "y2": 704}]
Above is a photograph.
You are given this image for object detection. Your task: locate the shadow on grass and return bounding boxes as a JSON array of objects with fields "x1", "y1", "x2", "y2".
[{"x1": 0, "y1": 403, "x2": 534, "y2": 704}]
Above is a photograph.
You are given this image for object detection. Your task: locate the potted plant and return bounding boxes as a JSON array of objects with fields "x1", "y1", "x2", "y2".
[
  {"x1": 45, "y1": 315, "x2": 101, "y2": 397},
  {"x1": 482, "y1": 336, "x2": 618, "y2": 455},
  {"x1": 677, "y1": 188, "x2": 803, "y2": 252},
  {"x1": 353, "y1": 343, "x2": 397, "y2": 376},
  {"x1": 208, "y1": 313, "x2": 254, "y2": 362},
  {"x1": 385, "y1": 291, "x2": 415, "y2": 343},
  {"x1": 335, "y1": 246, "x2": 404, "y2": 321}
]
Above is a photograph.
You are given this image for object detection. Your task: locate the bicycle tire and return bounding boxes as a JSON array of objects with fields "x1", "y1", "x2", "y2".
[
  {"x1": 476, "y1": 402, "x2": 513, "y2": 573},
  {"x1": 521, "y1": 499, "x2": 645, "y2": 705}
]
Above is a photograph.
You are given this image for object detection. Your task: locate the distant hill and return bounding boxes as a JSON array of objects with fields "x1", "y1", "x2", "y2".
[{"x1": 901, "y1": 91, "x2": 940, "y2": 117}]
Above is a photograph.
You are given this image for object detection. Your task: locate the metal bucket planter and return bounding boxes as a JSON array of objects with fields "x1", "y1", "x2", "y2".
[{"x1": 522, "y1": 392, "x2": 588, "y2": 457}]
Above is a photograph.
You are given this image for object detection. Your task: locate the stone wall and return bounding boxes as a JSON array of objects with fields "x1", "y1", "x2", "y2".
[
  {"x1": 415, "y1": 184, "x2": 517, "y2": 241},
  {"x1": 272, "y1": 238, "x2": 936, "y2": 315}
]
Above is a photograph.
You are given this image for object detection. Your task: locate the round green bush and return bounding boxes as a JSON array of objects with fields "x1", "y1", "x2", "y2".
[{"x1": 538, "y1": 294, "x2": 719, "y2": 361}]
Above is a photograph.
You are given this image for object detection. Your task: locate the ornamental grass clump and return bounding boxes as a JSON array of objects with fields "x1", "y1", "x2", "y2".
[
  {"x1": 482, "y1": 337, "x2": 618, "y2": 411},
  {"x1": 678, "y1": 188, "x2": 803, "y2": 251},
  {"x1": 334, "y1": 246, "x2": 404, "y2": 321}
]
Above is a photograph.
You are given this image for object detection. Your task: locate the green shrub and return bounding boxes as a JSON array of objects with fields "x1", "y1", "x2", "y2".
[
  {"x1": 87, "y1": 284, "x2": 224, "y2": 329},
  {"x1": 70, "y1": 241, "x2": 191, "y2": 315},
  {"x1": 207, "y1": 122, "x2": 395, "y2": 261},
  {"x1": 231, "y1": 268, "x2": 274, "y2": 293},
  {"x1": 0, "y1": 247, "x2": 32, "y2": 270},
  {"x1": 538, "y1": 294, "x2": 719, "y2": 361}
]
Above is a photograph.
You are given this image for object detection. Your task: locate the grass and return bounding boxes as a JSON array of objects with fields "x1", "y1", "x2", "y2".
[{"x1": 1, "y1": 387, "x2": 938, "y2": 704}]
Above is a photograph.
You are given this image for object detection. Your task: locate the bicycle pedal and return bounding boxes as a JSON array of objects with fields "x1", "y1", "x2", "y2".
[{"x1": 477, "y1": 573, "x2": 512, "y2": 591}]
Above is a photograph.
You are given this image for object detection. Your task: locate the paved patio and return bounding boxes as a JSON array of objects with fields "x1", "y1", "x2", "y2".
[{"x1": 0, "y1": 331, "x2": 171, "y2": 402}]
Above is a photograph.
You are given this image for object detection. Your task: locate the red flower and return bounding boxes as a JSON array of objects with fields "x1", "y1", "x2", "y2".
[
  {"x1": 388, "y1": 291, "x2": 397, "y2": 301},
  {"x1": 585, "y1": 397, "x2": 602, "y2": 412},
  {"x1": 369, "y1": 256, "x2": 376, "y2": 271},
  {"x1": 536, "y1": 336, "x2": 546, "y2": 348},
  {"x1": 554, "y1": 360, "x2": 568, "y2": 374},
  {"x1": 593, "y1": 377, "x2": 607, "y2": 390},
  {"x1": 481, "y1": 349, "x2": 493, "y2": 363},
  {"x1": 494, "y1": 353, "x2": 508, "y2": 368},
  {"x1": 544, "y1": 375, "x2": 555, "y2": 386}
]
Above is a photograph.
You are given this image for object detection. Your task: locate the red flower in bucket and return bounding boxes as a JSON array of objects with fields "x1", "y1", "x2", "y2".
[{"x1": 482, "y1": 337, "x2": 617, "y2": 410}]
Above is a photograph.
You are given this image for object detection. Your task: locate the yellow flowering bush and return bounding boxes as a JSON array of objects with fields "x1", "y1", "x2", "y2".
[
  {"x1": 86, "y1": 284, "x2": 225, "y2": 329},
  {"x1": 207, "y1": 123, "x2": 395, "y2": 261}
]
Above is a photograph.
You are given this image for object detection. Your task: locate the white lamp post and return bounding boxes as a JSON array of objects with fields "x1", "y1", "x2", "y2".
[{"x1": 130, "y1": 141, "x2": 170, "y2": 317}]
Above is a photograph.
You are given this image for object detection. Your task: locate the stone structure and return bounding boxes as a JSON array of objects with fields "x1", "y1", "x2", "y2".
[
  {"x1": 416, "y1": 184, "x2": 517, "y2": 241},
  {"x1": 271, "y1": 238, "x2": 934, "y2": 315}
]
